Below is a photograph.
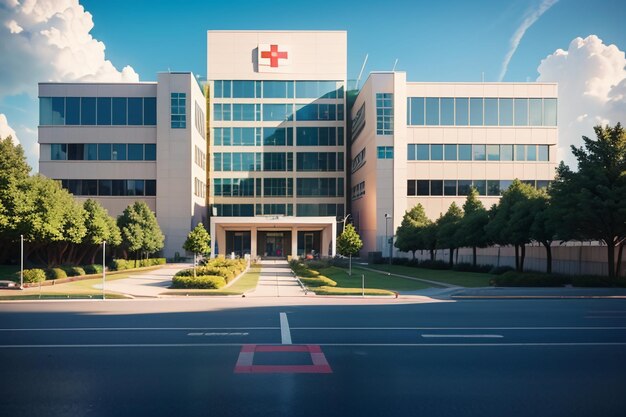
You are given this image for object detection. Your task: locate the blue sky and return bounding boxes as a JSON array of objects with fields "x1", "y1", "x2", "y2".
[{"x1": 1, "y1": 0, "x2": 625, "y2": 169}]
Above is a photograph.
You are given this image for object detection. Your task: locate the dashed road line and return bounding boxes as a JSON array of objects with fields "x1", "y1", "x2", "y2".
[{"x1": 280, "y1": 312, "x2": 292, "y2": 344}]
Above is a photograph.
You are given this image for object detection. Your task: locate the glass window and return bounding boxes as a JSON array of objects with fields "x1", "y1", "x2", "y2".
[
  {"x1": 128, "y1": 144, "x2": 143, "y2": 160},
  {"x1": 97, "y1": 97, "x2": 111, "y2": 125},
  {"x1": 484, "y1": 98, "x2": 498, "y2": 126},
  {"x1": 440, "y1": 98, "x2": 454, "y2": 126},
  {"x1": 376, "y1": 93, "x2": 394, "y2": 135},
  {"x1": 51, "y1": 97, "x2": 65, "y2": 125},
  {"x1": 144, "y1": 98, "x2": 156, "y2": 125},
  {"x1": 409, "y1": 97, "x2": 424, "y2": 125},
  {"x1": 501, "y1": 145, "x2": 513, "y2": 161},
  {"x1": 111, "y1": 180, "x2": 126, "y2": 196},
  {"x1": 444, "y1": 144, "x2": 457, "y2": 160},
  {"x1": 112, "y1": 144, "x2": 126, "y2": 161},
  {"x1": 266, "y1": 81, "x2": 294, "y2": 98},
  {"x1": 98, "y1": 180, "x2": 112, "y2": 196},
  {"x1": 297, "y1": 127, "x2": 317, "y2": 146},
  {"x1": 51, "y1": 144, "x2": 67, "y2": 160},
  {"x1": 85, "y1": 144, "x2": 97, "y2": 160},
  {"x1": 470, "y1": 98, "x2": 483, "y2": 126},
  {"x1": 487, "y1": 180, "x2": 500, "y2": 196},
  {"x1": 537, "y1": 180, "x2": 550, "y2": 190},
  {"x1": 526, "y1": 145, "x2": 537, "y2": 161},
  {"x1": 487, "y1": 144, "x2": 500, "y2": 161},
  {"x1": 458, "y1": 144, "x2": 472, "y2": 161},
  {"x1": 67, "y1": 144, "x2": 84, "y2": 160},
  {"x1": 81, "y1": 97, "x2": 96, "y2": 125},
  {"x1": 430, "y1": 180, "x2": 443, "y2": 196},
  {"x1": 233, "y1": 104, "x2": 256, "y2": 121},
  {"x1": 66, "y1": 97, "x2": 80, "y2": 125},
  {"x1": 431, "y1": 144, "x2": 443, "y2": 160},
  {"x1": 417, "y1": 144, "x2": 429, "y2": 160},
  {"x1": 416, "y1": 180, "x2": 429, "y2": 196},
  {"x1": 265, "y1": 127, "x2": 288, "y2": 146},
  {"x1": 233, "y1": 128, "x2": 256, "y2": 146},
  {"x1": 538, "y1": 145, "x2": 549, "y2": 161},
  {"x1": 407, "y1": 144, "x2": 416, "y2": 160},
  {"x1": 98, "y1": 144, "x2": 111, "y2": 160},
  {"x1": 514, "y1": 98, "x2": 528, "y2": 126},
  {"x1": 455, "y1": 98, "x2": 469, "y2": 126},
  {"x1": 112, "y1": 98, "x2": 127, "y2": 125},
  {"x1": 407, "y1": 180, "x2": 416, "y2": 196},
  {"x1": 264, "y1": 104, "x2": 291, "y2": 121},
  {"x1": 543, "y1": 98, "x2": 557, "y2": 126},
  {"x1": 500, "y1": 180, "x2": 512, "y2": 194},
  {"x1": 232, "y1": 81, "x2": 256, "y2": 98},
  {"x1": 39, "y1": 97, "x2": 52, "y2": 125},
  {"x1": 515, "y1": 144, "x2": 526, "y2": 161},
  {"x1": 473, "y1": 180, "x2": 486, "y2": 195},
  {"x1": 458, "y1": 180, "x2": 472, "y2": 196},
  {"x1": 499, "y1": 98, "x2": 513, "y2": 126},
  {"x1": 145, "y1": 144, "x2": 156, "y2": 161},
  {"x1": 473, "y1": 144, "x2": 486, "y2": 161},
  {"x1": 127, "y1": 98, "x2": 143, "y2": 125},
  {"x1": 529, "y1": 98, "x2": 542, "y2": 126},
  {"x1": 170, "y1": 93, "x2": 186, "y2": 128},
  {"x1": 425, "y1": 97, "x2": 439, "y2": 125},
  {"x1": 444, "y1": 180, "x2": 457, "y2": 196}
]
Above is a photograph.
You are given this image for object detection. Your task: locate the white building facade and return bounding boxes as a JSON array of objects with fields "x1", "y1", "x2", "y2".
[{"x1": 350, "y1": 72, "x2": 558, "y2": 257}]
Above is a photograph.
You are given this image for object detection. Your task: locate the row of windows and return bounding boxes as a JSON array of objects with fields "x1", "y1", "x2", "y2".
[
  {"x1": 213, "y1": 152, "x2": 344, "y2": 172},
  {"x1": 194, "y1": 177, "x2": 206, "y2": 198},
  {"x1": 352, "y1": 181, "x2": 365, "y2": 201},
  {"x1": 213, "y1": 177, "x2": 345, "y2": 198},
  {"x1": 51, "y1": 143, "x2": 156, "y2": 161},
  {"x1": 59, "y1": 179, "x2": 156, "y2": 196},
  {"x1": 377, "y1": 146, "x2": 394, "y2": 159},
  {"x1": 213, "y1": 103, "x2": 344, "y2": 122},
  {"x1": 194, "y1": 146, "x2": 206, "y2": 170},
  {"x1": 376, "y1": 93, "x2": 394, "y2": 135},
  {"x1": 40, "y1": 97, "x2": 157, "y2": 126},
  {"x1": 213, "y1": 80, "x2": 344, "y2": 99},
  {"x1": 297, "y1": 178, "x2": 344, "y2": 197},
  {"x1": 407, "y1": 179, "x2": 550, "y2": 197},
  {"x1": 213, "y1": 127, "x2": 344, "y2": 147},
  {"x1": 211, "y1": 203, "x2": 345, "y2": 217},
  {"x1": 407, "y1": 144, "x2": 550, "y2": 162},
  {"x1": 407, "y1": 97, "x2": 557, "y2": 127},
  {"x1": 171, "y1": 93, "x2": 186, "y2": 129},
  {"x1": 194, "y1": 101, "x2": 205, "y2": 138}
]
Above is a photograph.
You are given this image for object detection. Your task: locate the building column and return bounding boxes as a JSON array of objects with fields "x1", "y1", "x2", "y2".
[
  {"x1": 250, "y1": 226, "x2": 257, "y2": 260},
  {"x1": 331, "y1": 221, "x2": 336, "y2": 257},
  {"x1": 291, "y1": 227, "x2": 298, "y2": 260},
  {"x1": 210, "y1": 219, "x2": 216, "y2": 259}
]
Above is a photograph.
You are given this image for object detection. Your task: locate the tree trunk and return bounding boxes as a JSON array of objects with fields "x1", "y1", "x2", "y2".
[
  {"x1": 607, "y1": 240, "x2": 615, "y2": 279},
  {"x1": 616, "y1": 241, "x2": 624, "y2": 278},
  {"x1": 520, "y1": 244, "x2": 526, "y2": 272},
  {"x1": 543, "y1": 241, "x2": 552, "y2": 274},
  {"x1": 448, "y1": 248, "x2": 453, "y2": 267},
  {"x1": 472, "y1": 246, "x2": 477, "y2": 267},
  {"x1": 514, "y1": 245, "x2": 520, "y2": 271},
  {"x1": 411, "y1": 250, "x2": 416, "y2": 260},
  {"x1": 429, "y1": 249, "x2": 435, "y2": 261}
]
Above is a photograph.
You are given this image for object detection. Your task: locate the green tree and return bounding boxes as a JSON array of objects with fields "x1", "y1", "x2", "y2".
[
  {"x1": 528, "y1": 190, "x2": 556, "y2": 274},
  {"x1": 77, "y1": 199, "x2": 122, "y2": 265},
  {"x1": 337, "y1": 223, "x2": 363, "y2": 275},
  {"x1": 456, "y1": 187, "x2": 490, "y2": 266},
  {"x1": 437, "y1": 202, "x2": 463, "y2": 267},
  {"x1": 183, "y1": 223, "x2": 211, "y2": 277},
  {"x1": 395, "y1": 204, "x2": 430, "y2": 259},
  {"x1": 550, "y1": 124, "x2": 626, "y2": 278},
  {"x1": 420, "y1": 222, "x2": 438, "y2": 261},
  {"x1": 117, "y1": 202, "x2": 164, "y2": 260}
]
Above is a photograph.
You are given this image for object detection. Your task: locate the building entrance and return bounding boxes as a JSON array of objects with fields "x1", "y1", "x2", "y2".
[{"x1": 257, "y1": 231, "x2": 292, "y2": 259}]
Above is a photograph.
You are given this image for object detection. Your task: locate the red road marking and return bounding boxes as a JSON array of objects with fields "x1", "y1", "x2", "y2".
[{"x1": 234, "y1": 344, "x2": 332, "y2": 374}]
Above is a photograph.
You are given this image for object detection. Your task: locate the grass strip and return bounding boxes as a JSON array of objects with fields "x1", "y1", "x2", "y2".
[
  {"x1": 311, "y1": 286, "x2": 395, "y2": 296},
  {"x1": 320, "y1": 266, "x2": 433, "y2": 291},
  {"x1": 365, "y1": 264, "x2": 492, "y2": 288}
]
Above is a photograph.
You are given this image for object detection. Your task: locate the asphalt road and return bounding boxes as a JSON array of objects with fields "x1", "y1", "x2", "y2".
[{"x1": 1, "y1": 297, "x2": 625, "y2": 417}]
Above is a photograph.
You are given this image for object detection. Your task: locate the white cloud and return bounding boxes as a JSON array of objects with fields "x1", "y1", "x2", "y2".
[
  {"x1": 0, "y1": 113, "x2": 20, "y2": 144},
  {"x1": 537, "y1": 35, "x2": 626, "y2": 167},
  {"x1": 498, "y1": 0, "x2": 559, "y2": 82},
  {"x1": 0, "y1": 0, "x2": 139, "y2": 98}
]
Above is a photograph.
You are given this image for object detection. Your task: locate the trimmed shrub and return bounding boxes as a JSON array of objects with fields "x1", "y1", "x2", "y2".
[
  {"x1": 22, "y1": 268, "x2": 46, "y2": 283},
  {"x1": 300, "y1": 276, "x2": 337, "y2": 287},
  {"x1": 83, "y1": 264, "x2": 104, "y2": 275},
  {"x1": 304, "y1": 259, "x2": 331, "y2": 270},
  {"x1": 45, "y1": 268, "x2": 67, "y2": 280},
  {"x1": 171, "y1": 275, "x2": 226, "y2": 289},
  {"x1": 488, "y1": 265, "x2": 515, "y2": 275},
  {"x1": 452, "y1": 263, "x2": 493, "y2": 273},
  {"x1": 490, "y1": 271, "x2": 572, "y2": 287},
  {"x1": 61, "y1": 266, "x2": 86, "y2": 277},
  {"x1": 419, "y1": 259, "x2": 450, "y2": 270},
  {"x1": 109, "y1": 258, "x2": 166, "y2": 271}
]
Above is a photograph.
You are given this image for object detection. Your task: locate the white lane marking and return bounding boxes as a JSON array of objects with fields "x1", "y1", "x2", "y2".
[
  {"x1": 280, "y1": 312, "x2": 292, "y2": 345},
  {"x1": 0, "y1": 327, "x2": 278, "y2": 332},
  {"x1": 187, "y1": 332, "x2": 204, "y2": 336},
  {"x1": 421, "y1": 334, "x2": 503, "y2": 338},
  {"x1": 2, "y1": 342, "x2": 626, "y2": 349}
]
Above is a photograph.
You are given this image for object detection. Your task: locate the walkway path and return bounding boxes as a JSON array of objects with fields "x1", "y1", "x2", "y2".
[
  {"x1": 95, "y1": 263, "x2": 191, "y2": 298},
  {"x1": 248, "y1": 260, "x2": 307, "y2": 297}
]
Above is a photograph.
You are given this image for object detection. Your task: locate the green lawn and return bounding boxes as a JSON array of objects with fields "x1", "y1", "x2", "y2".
[
  {"x1": 365, "y1": 264, "x2": 492, "y2": 288},
  {"x1": 160, "y1": 265, "x2": 261, "y2": 296},
  {"x1": 318, "y1": 266, "x2": 434, "y2": 291},
  {"x1": 311, "y1": 286, "x2": 395, "y2": 296}
]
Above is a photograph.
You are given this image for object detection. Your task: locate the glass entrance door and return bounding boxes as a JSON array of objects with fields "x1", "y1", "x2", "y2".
[{"x1": 265, "y1": 233, "x2": 284, "y2": 257}]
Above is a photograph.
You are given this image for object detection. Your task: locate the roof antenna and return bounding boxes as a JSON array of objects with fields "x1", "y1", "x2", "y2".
[
  {"x1": 392, "y1": 58, "x2": 399, "y2": 71},
  {"x1": 355, "y1": 53, "x2": 369, "y2": 90}
]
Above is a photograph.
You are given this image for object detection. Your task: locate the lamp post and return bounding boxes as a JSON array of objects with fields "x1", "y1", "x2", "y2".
[
  {"x1": 20, "y1": 235, "x2": 23, "y2": 290},
  {"x1": 339, "y1": 214, "x2": 351, "y2": 232},
  {"x1": 384, "y1": 214, "x2": 392, "y2": 275},
  {"x1": 102, "y1": 241, "x2": 106, "y2": 300}
]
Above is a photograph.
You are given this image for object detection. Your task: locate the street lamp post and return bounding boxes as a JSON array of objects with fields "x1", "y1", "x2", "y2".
[
  {"x1": 102, "y1": 241, "x2": 106, "y2": 300},
  {"x1": 339, "y1": 214, "x2": 351, "y2": 232},
  {"x1": 384, "y1": 214, "x2": 392, "y2": 275},
  {"x1": 20, "y1": 234, "x2": 23, "y2": 289}
]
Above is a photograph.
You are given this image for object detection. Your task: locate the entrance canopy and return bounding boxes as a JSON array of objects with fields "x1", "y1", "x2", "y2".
[{"x1": 209, "y1": 216, "x2": 337, "y2": 260}]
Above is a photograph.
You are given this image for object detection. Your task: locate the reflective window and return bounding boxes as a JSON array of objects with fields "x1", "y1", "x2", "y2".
[
  {"x1": 487, "y1": 144, "x2": 500, "y2": 161},
  {"x1": 431, "y1": 180, "x2": 443, "y2": 196},
  {"x1": 170, "y1": 93, "x2": 186, "y2": 128},
  {"x1": 537, "y1": 180, "x2": 550, "y2": 190},
  {"x1": 526, "y1": 145, "x2": 537, "y2": 161},
  {"x1": 417, "y1": 180, "x2": 429, "y2": 196},
  {"x1": 233, "y1": 128, "x2": 257, "y2": 146},
  {"x1": 128, "y1": 97, "x2": 143, "y2": 125},
  {"x1": 459, "y1": 144, "x2": 472, "y2": 161},
  {"x1": 266, "y1": 81, "x2": 294, "y2": 98},
  {"x1": 66, "y1": 97, "x2": 80, "y2": 125},
  {"x1": 425, "y1": 97, "x2": 439, "y2": 125},
  {"x1": 470, "y1": 98, "x2": 483, "y2": 126},
  {"x1": 98, "y1": 144, "x2": 111, "y2": 160},
  {"x1": 265, "y1": 127, "x2": 292, "y2": 146},
  {"x1": 409, "y1": 97, "x2": 424, "y2": 125},
  {"x1": 51, "y1": 144, "x2": 67, "y2": 160},
  {"x1": 53, "y1": 97, "x2": 66, "y2": 125},
  {"x1": 514, "y1": 98, "x2": 528, "y2": 126},
  {"x1": 377, "y1": 146, "x2": 393, "y2": 159},
  {"x1": 455, "y1": 98, "x2": 469, "y2": 126},
  {"x1": 233, "y1": 104, "x2": 256, "y2": 121},
  {"x1": 499, "y1": 98, "x2": 513, "y2": 126},
  {"x1": 440, "y1": 98, "x2": 454, "y2": 126},
  {"x1": 444, "y1": 180, "x2": 457, "y2": 196},
  {"x1": 417, "y1": 144, "x2": 429, "y2": 160},
  {"x1": 39, "y1": 97, "x2": 53, "y2": 125},
  {"x1": 500, "y1": 180, "x2": 512, "y2": 194},
  {"x1": 112, "y1": 144, "x2": 126, "y2": 161},
  {"x1": 144, "y1": 98, "x2": 156, "y2": 125},
  {"x1": 232, "y1": 81, "x2": 257, "y2": 98},
  {"x1": 473, "y1": 144, "x2": 486, "y2": 161},
  {"x1": 145, "y1": 144, "x2": 156, "y2": 161},
  {"x1": 543, "y1": 98, "x2": 557, "y2": 126},
  {"x1": 295, "y1": 81, "x2": 338, "y2": 99},
  {"x1": 128, "y1": 144, "x2": 144, "y2": 161},
  {"x1": 515, "y1": 144, "x2": 526, "y2": 161},
  {"x1": 97, "y1": 97, "x2": 111, "y2": 125},
  {"x1": 473, "y1": 180, "x2": 486, "y2": 195},
  {"x1": 81, "y1": 97, "x2": 96, "y2": 125},
  {"x1": 458, "y1": 180, "x2": 472, "y2": 196},
  {"x1": 431, "y1": 144, "x2": 443, "y2": 161},
  {"x1": 529, "y1": 98, "x2": 542, "y2": 125},
  {"x1": 67, "y1": 144, "x2": 84, "y2": 160},
  {"x1": 501, "y1": 145, "x2": 513, "y2": 161},
  {"x1": 86, "y1": 144, "x2": 98, "y2": 160},
  {"x1": 444, "y1": 144, "x2": 457, "y2": 160},
  {"x1": 265, "y1": 104, "x2": 292, "y2": 121},
  {"x1": 487, "y1": 180, "x2": 500, "y2": 196},
  {"x1": 376, "y1": 93, "x2": 394, "y2": 135},
  {"x1": 112, "y1": 97, "x2": 127, "y2": 125},
  {"x1": 538, "y1": 145, "x2": 549, "y2": 161},
  {"x1": 146, "y1": 180, "x2": 157, "y2": 196},
  {"x1": 296, "y1": 103, "x2": 336, "y2": 121},
  {"x1": 484, "y1": 98, "x2": 498, "y2": 126}
]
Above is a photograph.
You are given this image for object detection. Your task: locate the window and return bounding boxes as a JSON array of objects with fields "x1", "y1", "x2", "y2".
[
  {"x1": 515, "y1": 144, "x2": 526, "y2": 161},
  {"x1": 266, "y1": 81, "x2": 294, "y2": 98},
  {"x1": 377, "y1": 146, "x2": 393, "y2": 159},
  {"x1": 265, "y1": 127, "x2": 292, "y2": 146},
  {"x1": 499, "y1": 98, "x2": 513, "y2": 126},
  {"x1": 98, "y1": 144, "x2": 111, "y2": 160},
  {"x1": 51, "y1": 144, "x2": 67, "y2": 160},
  {"x1": 296, "y1": 203, "x2": 343, "y2": 217},
  {"x1": 263, "y1": 153, "x2": 291, "y2": 171},
  {"x1": 264, "y1": 104, "x2": 292, "y2": 121},
  {"x1": 60, "y1": 179, "x2": 156, "y2": 197},
  {"x1": 444, "y1": 180, "x2": 457, "y2": 196},
  {"x1": 487, "y1": 145, "x2": 500, "y2": 161},
  {"x1": 296, "y1": 152, "x2": 340, "y2": 171},
  {"x1": 458, "y1": 180, "x2": 472, "y2": 196},
  {"x1": 295, "y1": 81, "x2": 338, "y2": 99},
  {"x1": 501, "y1": 145, "x2": 513, "y2": 161},
  {"x1": 233, "y1": 104, "x2": 257, "y2": 121},
  {"x1": 526, "y1": 145, "x2": 537, "y2": 161},
  {"x1": 543, "y1": 99, "x2": 557, "y2": 126},
  {"x1": 529, "y1": 98, "x2": 542, "y2": 125},
  {"x1": 352, "y1": 148, "x2": 366, "y2": 172},
  {"x1": 171, "y1": 92, "x2": 186, "y2": 128},
  {"x1": 484, "y1": 98, "x2": 498, "y2": 126},
  {"x1": 440, "y1": 98, "x2": 454, "y2": 126},
  {"x1": 263, "y1": 178, "x2": 292, "y2": 197},
  {"x1": 430, "y1": 144, "x2": 443, "y2": 161},
  {"x1": 444, "y1": 144, "x2": 457, "y2": 160},
  {"x1": 127, "y1": 98, "x2": 143, "y2": 125},
  {"x1": 514, "y1": 98, "x2": 528, "y2": 126},
  {"x1": 232, "y1": 128, "x2": 257, "y2": 146},
  {"x1": 297, "y1": 127, "x2": 339, "y2": 146},
  {"x1": 538, "y1": 145, "x2": 549, "y2": 161},
  {"x1": 144, "y1": 98, "x2": 157, "y2": 126},
  {"x1": 487, "y1": 180, "x2": 500, "y2": 196},
  {"x1": 425, "y1": 97, "x2": 439, "y2": 125},
  {"x1": 470, "y1": 98, "x2": 483, "y2": 125},
  {"x1": 65, "y1": 97, "x2": 80, "y2": 125},
  {"x1": 430, "y1": 180, "x2": 443, "y2": 196},
  {"x1": 473, "y1": 180, "x2": 486, "y2": 195},
  {"x1": 112, "y1": 144, "x2": 126, "y2": 161},
  {"x1": 81, "y1": 97, "x2": 96, "y2": 125},
  {"x1": 297, "y1": 178, "x2": 339, "y2": 197},
  {"x1": 352, "y1": 181, "x2": 365, "y2": 200},
  {"x1": 458, "y1": 144, "x2": 472, "y2": 161},
  {"x1": 112, "y1": 98, "x2": 127, "y2": 125},
  {"x1": 376, "y1": 93, "x2": 393, "y2": 135},
  {"x1": 232, "y1": 81, "x2": 257, "y2": 98},
  {"x1": 408, "y1": 97, "x2": 424, "y2": 125},
  {"x1": 417, "y1": 144, "x2": 429, "y2": 160},
  {"x1": 128, "y1": 144, "x2": 144, "y2": 161},
  {"x1": 145, "y1": 144, "x2": 156, "y2": 161},
  {"x1": 97, "y1": 97, "x2": 111, "y2": 125},
  {"x1": 473, "y1": 144, "x2": 486, "y2": 161},
  {"x1": 455, "y1": 98, "x2": 469, "y2": 126}
]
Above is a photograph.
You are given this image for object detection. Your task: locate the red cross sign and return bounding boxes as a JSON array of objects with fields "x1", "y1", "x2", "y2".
[{"x1": 258, "y1": 44, "x2": 290, "y2": 71}]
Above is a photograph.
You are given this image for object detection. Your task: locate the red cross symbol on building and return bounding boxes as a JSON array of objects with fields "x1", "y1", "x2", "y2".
[{"x1": 260, "y1": 45, "x2": 288, "y2": 67}]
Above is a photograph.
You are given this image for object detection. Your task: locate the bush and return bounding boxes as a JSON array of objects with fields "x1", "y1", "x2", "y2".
[
  {"x1": 304, "y1": 259, "x2": 331, "y2": 270},
  {"x1": 83, "y1": 264, "x2": 104, "y2": 275},
  {"x1": 300, "y1": 276, "x2": 337, "y2": 287},
  {"x1": 452, "y1": 263, "x2": 492, "y2": 273},
  {"x1": 109, "y1": 258, "x2": 166, "y2": 271},
  {"x1": 45, "y1": 268, "x2": 67, "y2": 280},
  {"x1": 392, "y1": 257, "x2": 411, "y2": 266},
  {"x1": 61, "y1": 266, "x2": 86, "y2": 277},
  {"x1": 570, "y1": 275, "x2": 626, "y2": 287},
  {"x1": 490, "y1": 271, "x2": 572, "y2": 287},
  {"x1": 22, "y1": 268, "x2": 46, "y2": 283},
  {"x1": 171, "y1": 275, "x2": 226, "y2": 289},
  {"x1": 489, "y1": 265, "x2": 515, "y2": 275},
  {"x1": 419, "y1": 259, "x2": 450, "y2": 270}
]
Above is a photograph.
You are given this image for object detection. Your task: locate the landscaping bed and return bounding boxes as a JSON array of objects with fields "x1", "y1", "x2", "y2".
[{"x1": 170, "y1": 258, "x2": 248, "y2": 290}]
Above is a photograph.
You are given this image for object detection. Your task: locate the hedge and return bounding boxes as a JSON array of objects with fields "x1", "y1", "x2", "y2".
[
  {"x1": 299, "y1": 276, "x2": 337, "y2": 287},
  {"x1": 490, "y1": 271, "x2": 572, "y2": 287},
  {"x1": 22, "y1": 269, "x2": 46, "y2": 283},
  {"x1": 110, "y1": 258, "x2": 166, "y2": 271},
  {"x1": 171, "y1": 275, "x2": 226, "y2": 289},
  {"x1": 62, "y1": 266, "x2": 86, "y2": 277},
  {"x1": 45, "y1": 268, "x2": 67, "y2": 280},
  {"x1": 83, "y1": 264, "x2": 104, "y2": 274}
]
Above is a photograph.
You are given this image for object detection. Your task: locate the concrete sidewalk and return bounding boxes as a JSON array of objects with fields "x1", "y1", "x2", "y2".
[
  {"x1": 247, "y1": 260, "x2": 307, "y2": 297},
  {"x1": 449, "y1": 286, "x2": 626, "y2": 299},
  {"x1": 95, "y1": 263, "x2": 191, "y2": 297}
]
